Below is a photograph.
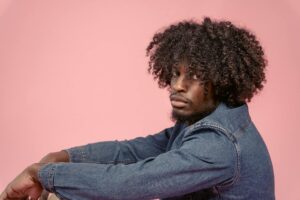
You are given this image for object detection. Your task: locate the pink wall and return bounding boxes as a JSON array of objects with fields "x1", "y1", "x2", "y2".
[{"x1": 0, "y1": 0, "x2": 299, "y2": 199}]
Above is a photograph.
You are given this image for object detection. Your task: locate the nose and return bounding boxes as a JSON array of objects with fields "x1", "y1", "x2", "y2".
[{"x1": 171, "y1": 75, "x2": 187, "y2": 92}]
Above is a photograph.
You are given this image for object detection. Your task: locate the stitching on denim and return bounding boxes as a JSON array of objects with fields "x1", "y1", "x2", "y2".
[
  {"x1": 50, "y1": 165, "x2": 71, "y2": 200},
  {"x1": 47, "y1": 166, "x2": 55, "y2": 192},
  {"x1": 232, "y1": 140, "x2": 241, "y2": 186},
  {"x1": 54, "y1": 191, "x2": 69, "y2": 200},
  {"x1": 77, "y1": 145, "x2": 137, "y2": 164},
  {"x1": 212, "y1": 186, "x2": 221, "y2": 199},
  {"x1": 228, "y1": 121, "x2": 252, "y2": 186},
  {"x1": 79, "y1": 147, "x2": 87, "y2": 162},
  {"x1": 190, "y1": 122, "x2": 240, "y2": 187},
  {"x1": 87, "y1": 159, "x2": 136, "y2": 165}
]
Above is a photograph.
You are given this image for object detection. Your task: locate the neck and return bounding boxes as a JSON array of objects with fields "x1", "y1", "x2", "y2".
[{"x1": 186, "y1": 101, "x2": 219, "y2": 125}]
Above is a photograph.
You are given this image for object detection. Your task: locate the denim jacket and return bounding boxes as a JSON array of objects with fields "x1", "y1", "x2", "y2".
[{"x1": 38, "y1": 103, "x2": 275, "y2": 200}]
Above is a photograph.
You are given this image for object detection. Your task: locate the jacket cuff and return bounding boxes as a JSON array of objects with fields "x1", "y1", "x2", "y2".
[{"x1": 38, "y1": 163, "x2": 56, "y2": 193}]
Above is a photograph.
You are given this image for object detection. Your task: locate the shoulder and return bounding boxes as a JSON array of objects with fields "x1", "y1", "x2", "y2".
[
  {"x1": 178, "y1": 127, "x2": 238, "y2": 185},
  {"x1": 180, "y1": 127, "x2": 237, "y2": 167},
  {"x1": 191, "y1": 102, "x2": 252, "y2": 136}
]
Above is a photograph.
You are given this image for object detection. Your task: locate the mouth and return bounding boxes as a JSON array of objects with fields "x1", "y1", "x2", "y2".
[
  {"x1": 170, "y1": 95, "x2": 189, "y2": 108},
  {"x1": 171, "y1": 100, "x2": 188, "y2": 108}
]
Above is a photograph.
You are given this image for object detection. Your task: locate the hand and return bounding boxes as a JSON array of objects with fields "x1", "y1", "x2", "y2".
[
  {"x1": 0, "y1": 163, "x2": 44, "y2": 200},
  {"x1": 39, "y1": 190, "x2": 51, "y2": 200}
]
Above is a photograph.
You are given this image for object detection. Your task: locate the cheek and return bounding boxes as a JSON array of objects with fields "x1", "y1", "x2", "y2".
[{"x1": 188, "y1": 87, "x2": 205, "y2": 106}]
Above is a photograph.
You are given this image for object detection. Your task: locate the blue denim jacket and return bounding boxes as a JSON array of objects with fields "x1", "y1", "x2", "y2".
[{"x1": 38, "y1": 103, "x2": 275, "y2": 200}]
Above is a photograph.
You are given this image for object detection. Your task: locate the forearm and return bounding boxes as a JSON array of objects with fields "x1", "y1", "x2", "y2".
[
  {"x1": 38, "y1": 130, "x2": 236, "y2": 200},
  {"x1": 27, "y1": 163, "x2": 46, "y2": 183},
  {"x1": 39, "y1": 150, "x2": 70, "y2": 163},
  {"x1": 66, "y1": 128, "x2": 172, "y2": 164},
  {"x1": 39, "y1": 155, "x2": 192, "y2": 200},
  {"x1": 38, "y1": 151, "x2": 234, "y2": 200},
  {"x1": 36, "y1": 151, "x2": 70, "y2": 199}
]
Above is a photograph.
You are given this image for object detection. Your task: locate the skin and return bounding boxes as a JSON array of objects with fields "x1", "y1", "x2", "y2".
[
  {"x1": 0, "y1": 64, "x2": 218, "y2": 200},
  {"x1": 169, "y1": 64, "x2": 218, "y2": 125},
  {"x1": 0, "y1": 151, "x2": 69, "y2": 200}
]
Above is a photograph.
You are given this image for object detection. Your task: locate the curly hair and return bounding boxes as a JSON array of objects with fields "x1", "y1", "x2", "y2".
[{"x1": 146, "y1": 17, "x2": 266, "y2": 107}]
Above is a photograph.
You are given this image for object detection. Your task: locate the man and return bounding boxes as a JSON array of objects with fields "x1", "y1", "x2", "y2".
[{"x1": 0, "y1": 17, "x2": 275, "y2": 200}]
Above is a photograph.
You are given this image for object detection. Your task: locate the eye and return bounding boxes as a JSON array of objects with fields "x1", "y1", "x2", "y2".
[
  {"x1": 188, "y1": 72, "x2": 199, "y2": 81},
  {"x1": 192, "y1": 74, "x2": 198, "y2": 80}
]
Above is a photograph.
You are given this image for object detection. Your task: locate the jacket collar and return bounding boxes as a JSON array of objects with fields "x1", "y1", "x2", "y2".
[{"x1": 191, "y1": 102, "x2": 251, "y2": 134}]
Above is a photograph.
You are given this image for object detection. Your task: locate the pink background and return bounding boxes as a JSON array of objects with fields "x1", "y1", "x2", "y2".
[{"x1": 0, "y1": 0, "x2": 299, "y2": 199}]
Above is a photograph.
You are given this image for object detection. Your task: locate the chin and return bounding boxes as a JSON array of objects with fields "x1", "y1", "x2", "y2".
[
  {"x1": 171, "y1": 109, "x2": 192, "y2": 123},
  {"x1": 171, "y1": 109, "x2": 206, "y2": 124}
]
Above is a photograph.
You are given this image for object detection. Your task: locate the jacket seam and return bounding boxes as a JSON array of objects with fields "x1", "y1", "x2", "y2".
[{"x1": 189, "y1": 123, "x2": 240, "y2": 187}]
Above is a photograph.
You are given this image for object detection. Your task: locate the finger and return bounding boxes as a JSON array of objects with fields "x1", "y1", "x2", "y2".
[
  {"x1": 4, "y1": 185, "x2": 26, "y2": 199},
  {"x1": 39, "y1": 190, "x2": 49, "y2": 200},
  {"x1": 26, "y1": 185, "x2": 42, "y2": 200},
  {"x1": 47, "y1": 194, "x2": 59, "y2": 200},
  {"x1": 0, "y1": 190, "x2": 8, "y2": 200},
  {"x1": 0, "y1": 191, "x2": 26, "y2": 200}
]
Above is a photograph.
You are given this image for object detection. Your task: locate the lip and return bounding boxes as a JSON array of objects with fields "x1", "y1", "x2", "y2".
[
  {"x1": 170, "y1": 95, "x2": 188, "y2": 108},
  {"x1": 170, "y1": 95, "x2": 188, "y2": 102},
  {"x1": 171, "y1": 100, "x2": 188, "y2": 108}
]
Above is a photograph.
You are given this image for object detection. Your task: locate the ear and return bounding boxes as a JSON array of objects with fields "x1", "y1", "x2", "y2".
[
  {"x1": 202, "y1": 81, "x2": 211, "y2": 96},
  {"x1": 204, "y1": 82, "x2": 216, "y2": 102}
]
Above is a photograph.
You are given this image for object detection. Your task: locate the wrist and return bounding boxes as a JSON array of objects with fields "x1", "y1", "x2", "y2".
[
  {"x1": 39, "y1": 150, "x2": 70, "y2": 163},
  {"x1": 27, "y1": 163, "x2": 46, "y2": 182}
]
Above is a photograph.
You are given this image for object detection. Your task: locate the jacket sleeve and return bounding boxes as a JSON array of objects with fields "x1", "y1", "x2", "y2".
[
  {"x1": 38, "y1": 128, "x2": 237, "y2": 200},
  {"x1": 65, "y1": 126, "x2": 173, "y2": 164}
]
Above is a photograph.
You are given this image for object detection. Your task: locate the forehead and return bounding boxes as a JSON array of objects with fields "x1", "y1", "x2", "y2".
[
  {"x1": 173, "y1": 63, "x2": 188, "y2": 71},
  {"x1": 173, "y1": 64, "x2": 198, "y2": 76}
]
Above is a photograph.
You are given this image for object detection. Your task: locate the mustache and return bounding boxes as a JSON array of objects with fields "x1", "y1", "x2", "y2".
[{"x1": 169, "y1": 93, "x2": 190, "y2": 103}]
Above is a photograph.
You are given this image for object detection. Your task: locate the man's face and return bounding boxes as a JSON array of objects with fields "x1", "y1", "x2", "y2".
[{"x1": 169, "y1": 64, "x2": 216, "y2": 124}]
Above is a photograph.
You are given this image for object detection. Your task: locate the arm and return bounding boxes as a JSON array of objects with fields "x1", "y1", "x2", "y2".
[
  {"x1": 38, "y1": 151, "x2": 70, "y2": 200},
  {"x1": 36, "y1": 127, "x2": 172, "y2": 199},
  {"x1": 66, "y1": 126, "x2": 173, "y2": 164},
  {"x1": 0, "y1": 127, "x2": 172, "y2": 200},
  {"x1": 38, "y1": 129, "x2": 237, "y2": 200}
]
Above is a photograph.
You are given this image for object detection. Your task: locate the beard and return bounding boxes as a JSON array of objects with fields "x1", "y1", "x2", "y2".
[
  {"x1": 170, "y1": 108, "x2": 213, "y2": 125},
  {"x1": 171, "y1": 109, "x2": 203, "y2": 125}
]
